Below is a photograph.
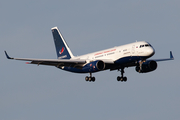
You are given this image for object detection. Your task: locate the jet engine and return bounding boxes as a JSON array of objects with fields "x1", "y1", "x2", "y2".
[
  {"x1": 136, "y1": 60, "x2": 157, "y2": 73},
  {"x1": 84, "y1": 60, "x2": 105, "y2": 72}
]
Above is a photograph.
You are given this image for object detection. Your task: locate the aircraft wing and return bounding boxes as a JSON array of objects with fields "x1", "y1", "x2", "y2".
[
  {"x1": 5, "y1": 51, "x2": 86, "y2": 68},
  {"x1": 5, "y1": 51, "x2": 114, "y2": 68},
  {"x1": 147, "y1": 51, "x2": 174, "y2": 62}
]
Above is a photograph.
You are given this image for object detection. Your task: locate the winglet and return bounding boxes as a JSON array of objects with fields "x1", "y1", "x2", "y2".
[
  {"x1": 170, "y1": 51, "x2": 174, "y2": 60},
  {"x1": 4, "y1": 51, "x2": 14, "y2": 59}
]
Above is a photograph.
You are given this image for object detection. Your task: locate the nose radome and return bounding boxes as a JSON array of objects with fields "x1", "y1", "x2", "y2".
[{"x1": 147, "y1": 47, "x2": 155, "y2": 56}]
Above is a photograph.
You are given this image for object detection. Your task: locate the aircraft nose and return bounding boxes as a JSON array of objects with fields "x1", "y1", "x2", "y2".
[{"x1": 147, "y1": 47, "x2": 155, "y2": 56}]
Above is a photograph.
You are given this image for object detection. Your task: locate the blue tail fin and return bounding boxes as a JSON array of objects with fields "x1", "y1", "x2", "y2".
[{"x1": 51, "y1": 27, "x2": 74, "y2": 59}]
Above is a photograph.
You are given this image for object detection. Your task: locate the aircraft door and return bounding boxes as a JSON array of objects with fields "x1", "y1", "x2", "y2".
[{"x1": 132, "y1": 45, "x2": 135, "y2": 55}]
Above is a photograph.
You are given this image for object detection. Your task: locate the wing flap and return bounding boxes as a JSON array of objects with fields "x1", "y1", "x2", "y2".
[{"x1": 30, "y1": 60, "x2": 85, "y2": 68}]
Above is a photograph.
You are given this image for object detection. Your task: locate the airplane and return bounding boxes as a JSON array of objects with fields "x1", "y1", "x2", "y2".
[{"x1": 5, "y1": 27, "x2": 174, "y2": 82}]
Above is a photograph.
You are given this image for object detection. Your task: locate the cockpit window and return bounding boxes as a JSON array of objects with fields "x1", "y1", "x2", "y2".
[{"x1": 145, "y1": 44, "x2": 149, "y2": 47}]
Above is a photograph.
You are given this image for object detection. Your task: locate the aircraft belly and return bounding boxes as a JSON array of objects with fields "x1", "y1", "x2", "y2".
[{"x1": 58, "y1": 66, "x2": 103, "y2": 73}]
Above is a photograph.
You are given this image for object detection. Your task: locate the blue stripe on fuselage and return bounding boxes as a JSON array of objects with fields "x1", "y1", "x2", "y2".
[{"x1": 114, "y1": 56, "x2": 148, "y2": 64}]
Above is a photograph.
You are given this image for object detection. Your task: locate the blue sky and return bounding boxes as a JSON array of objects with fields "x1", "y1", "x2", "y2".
[{"x1": 0, "y1": 0, "x2": 180, "y2": 120}]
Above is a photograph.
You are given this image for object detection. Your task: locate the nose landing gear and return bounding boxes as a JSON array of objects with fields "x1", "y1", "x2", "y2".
[{"x1": 117, "y1": 67, "x2": 127, "y2": 82}]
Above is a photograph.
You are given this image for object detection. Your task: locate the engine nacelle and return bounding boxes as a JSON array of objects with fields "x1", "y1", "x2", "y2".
[
  {"x1": 136, "y1": 60, "x2": 157, "y2": 73},
  {"x1": 84, "y1": 60, "x2": 105, "y2": 72}
]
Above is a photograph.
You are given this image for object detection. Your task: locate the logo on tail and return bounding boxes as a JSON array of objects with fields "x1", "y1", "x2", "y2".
[
  {"x1": 52, "y1": 27, "x2": 74, "y2": 59},
  {"x1": 59, "y1": 47, "x2": 65, "y2": 55}
]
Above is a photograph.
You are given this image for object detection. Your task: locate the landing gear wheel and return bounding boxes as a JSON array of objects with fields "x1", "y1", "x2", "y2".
[
  {"x1": 123, "y1": 77, "x2": 127, "y2": 82},
  {"x1": 85, "y1": 73, "x2": 96, "y2": 82},
  {"x1": 85, "y1": 76, "x2": 89, "y2": 81},
  {"x1": 120, "y1": 77, "x2": 124, "y2": 82},
  {"x1": 117, "y1": 76, "x2": 121, "y2": 81},
  {"x1": 119, "y1": 77, "x2": 127, "y2": 82},
  {"x1": 117, "y1": 67, "x2": 128, "y2": 82},
  {"x1": 92, "y1": 77, "x2": 95, "y2": 82},
  {"x1": 88, "y1": 77, "x2": 92, "y2": 81}
]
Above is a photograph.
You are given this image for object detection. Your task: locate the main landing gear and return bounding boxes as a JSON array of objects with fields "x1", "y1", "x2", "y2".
[
  {"x1": 117, "y1": 67, "x2": 127, "y2": 82},
  {"x1": 85, "y1": 73, "x2": 95, "y2": 82}
]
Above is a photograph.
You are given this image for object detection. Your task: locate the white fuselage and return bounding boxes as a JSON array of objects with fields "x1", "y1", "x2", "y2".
[{"x1": 72, "y1": 41, "x2": 155, "y2": 62}]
